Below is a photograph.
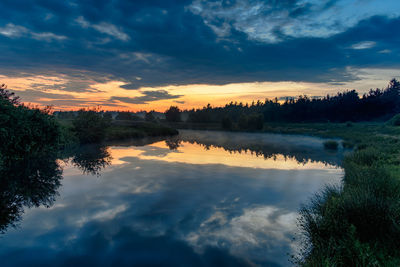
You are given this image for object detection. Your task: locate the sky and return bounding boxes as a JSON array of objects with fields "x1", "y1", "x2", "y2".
[{"x1": 1, "y1": 0, "x2": 400, "y2": 111}]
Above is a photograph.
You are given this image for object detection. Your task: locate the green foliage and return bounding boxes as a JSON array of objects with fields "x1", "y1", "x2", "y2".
[
  {"x1": 387, "y1": 113, "x2": 400, "y2": 126},
  {"x1": 0, "y1": 96, "x2": 61, "y2": 159},
  {"x1": 323, "y1": 140, "x2": 339, "y2": 150},
  {"x1": 341, "y1": 140, "x2": 354, "y2": 149},
  {"x1": 165, "y1": 106, "x2": 181, "y2": 122},
  {"x1": 296, "y1": 124, "x2": 400, "y2": 266},
  {"x1": 72, "y1": 108, "x2": 111, "y2": 144}
]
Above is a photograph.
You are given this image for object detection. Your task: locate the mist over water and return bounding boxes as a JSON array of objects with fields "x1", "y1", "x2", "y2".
[{"x1": 0, "y1": 130, "x2": 344, "y2": 266}]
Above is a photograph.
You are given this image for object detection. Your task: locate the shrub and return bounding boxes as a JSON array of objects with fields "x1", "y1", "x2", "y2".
[
  {"x1": 0, "y1": 95, "x2": 61, "y2": 158},
  {"x1": 387, "y1": 113, "x2": 400, "y2": 126},
  {"x1": 323, "y1": 140, "x2": 339, "y2": 150},
  {"x1": 341, "y1": 140, "x2": 354, "y2": 149},
  {"x1": 72, "y1": 108, "x2": 110, "y2": 144}
]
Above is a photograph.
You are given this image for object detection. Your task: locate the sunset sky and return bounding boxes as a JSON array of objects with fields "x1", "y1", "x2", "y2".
[{"x1": 1, "y1": 0, "x2": 400, "y2": 111}]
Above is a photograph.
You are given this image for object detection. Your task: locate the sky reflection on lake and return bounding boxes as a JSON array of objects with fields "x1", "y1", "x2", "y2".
[{"x1": 0, "y1": 131, "x2": 344, "y2": 266}]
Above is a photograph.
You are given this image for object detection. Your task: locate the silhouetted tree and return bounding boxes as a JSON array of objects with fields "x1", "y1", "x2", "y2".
[
  {"x1": 115, "y1": 111, "x2": 140, "y2": 121},
  {"x1": 165, "y1": 106, "x2": 181, "y2": 122},
  {"x1": 0, "y1": 83, "x2": 20, "y2": 105},
  {"x1": 145, "y1": 111, "x2": 156, "y2": 122},
  {"x1": 179, "y1": 79, "x2": 400, "y2": 124}
]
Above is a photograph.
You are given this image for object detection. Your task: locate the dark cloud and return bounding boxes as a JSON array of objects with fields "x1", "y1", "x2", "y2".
[
  {"x1": 110, "y1": 90, "x2": 183, "y2": 104},
  {"x1": 0, "y1": 0, "x2": 399, "y2": 93}
]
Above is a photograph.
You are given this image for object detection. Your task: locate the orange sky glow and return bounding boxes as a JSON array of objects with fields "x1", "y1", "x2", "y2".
[{"x1": 1, "y1": 68, "x2": 399, "y2": 112}]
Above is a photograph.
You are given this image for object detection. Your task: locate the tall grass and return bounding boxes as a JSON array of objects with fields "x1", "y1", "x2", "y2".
[{"x1": 297, "y1": 148, "x2": 400, "y2": 266}]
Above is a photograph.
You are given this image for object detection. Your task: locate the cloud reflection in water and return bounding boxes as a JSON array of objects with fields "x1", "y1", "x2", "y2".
[{"x1": 0, "y1": 131, "x2": 344, "y2": 266}]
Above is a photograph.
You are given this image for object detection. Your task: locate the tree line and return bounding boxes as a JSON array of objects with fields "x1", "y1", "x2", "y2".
[{"x1": 164, "y1": 78, "x2": 400, "y2": 129}]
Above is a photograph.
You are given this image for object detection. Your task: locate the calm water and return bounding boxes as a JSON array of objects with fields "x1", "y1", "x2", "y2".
[{"x1": 0, "y1": 130, "x2": 345, "y2": 266}]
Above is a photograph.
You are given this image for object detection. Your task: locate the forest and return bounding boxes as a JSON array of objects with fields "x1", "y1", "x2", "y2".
[{"x1": 177, "y1": 79, "x2": 400, "y2": 129}]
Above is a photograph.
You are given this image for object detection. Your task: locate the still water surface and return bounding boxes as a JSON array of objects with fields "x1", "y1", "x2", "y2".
[{"x1": 0, "y1": 130, "x2": 345, "y2": 266}]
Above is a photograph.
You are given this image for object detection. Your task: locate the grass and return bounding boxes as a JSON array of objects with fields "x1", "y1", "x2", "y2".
[{"x1": 275, "y1": 122, "x2": 400, "y2": 266}]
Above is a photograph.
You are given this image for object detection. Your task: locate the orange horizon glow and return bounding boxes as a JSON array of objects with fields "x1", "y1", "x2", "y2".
[{"x1": 2, "y1": 68, "x2": 399, "y2": 112}]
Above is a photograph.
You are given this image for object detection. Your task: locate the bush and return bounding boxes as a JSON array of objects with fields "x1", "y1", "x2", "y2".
[
  {"x1": 323, "y1": 140, "x2": 339, "y2": 150},
  {"x1": 387, "y1": 113, "x2": 400, "y2": 126},
  {"x1": 72, "y1": 108, "x2": 110, "y2": 144},
  {"x1": 342, "y1": 140, "x2": 354, "y2": 149},
  {"x1": 0, "y1": 96, "x2": 61, "y2": 159}
]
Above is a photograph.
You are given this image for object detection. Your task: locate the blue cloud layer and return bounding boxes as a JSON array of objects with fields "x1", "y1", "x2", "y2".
[{"x1": 0, "y1": 0, "x2": 399, "y2": 93}]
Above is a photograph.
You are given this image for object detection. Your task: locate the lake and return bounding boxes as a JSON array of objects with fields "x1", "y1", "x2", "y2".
[{"x1": 0, "y1": 130, "x2": 345, "y2": 266}]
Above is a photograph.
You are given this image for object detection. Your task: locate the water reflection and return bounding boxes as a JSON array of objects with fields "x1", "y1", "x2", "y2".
[
  {"x1": 171, "y1": 130, "x2": 344, "y2": 166},
  {"x1": 0, "y1": 130, "x2": 345, "y2": 266},
  {"x1": 71, "y1": 144, "x2": 112, "y2": 176},
  {"x1": 0, "y1": 153, "x2": 62, "y2": 233}
]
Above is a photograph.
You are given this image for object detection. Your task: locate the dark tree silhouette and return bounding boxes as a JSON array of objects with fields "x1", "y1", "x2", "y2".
[
  {"x1": 181, "y1": 79, "x2": 400, "y2": 125},
  {"x1": 165, "y1": 106, "x2": 181, "y2": 122}
]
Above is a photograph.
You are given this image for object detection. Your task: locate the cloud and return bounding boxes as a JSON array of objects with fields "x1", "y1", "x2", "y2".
[
  {"x1": 351, "y1": 41, "x2": 376, "y2": 50},
  {"x1": 76, "y1": 16, "x2": 129, "y2": 41},
  {"x1": 0, "y1": 23, "x2": 66, "y2": 41},
  {"x1": 0, "y1": 0, "x2": 399, "y2": 98},
  {"x1": 0, "y1": 23, "x2": 27, "y2": 38},
  {"x1": 188, "y1": 0, "x2": 400, "y2": 43},
  {"x1": 110, "y1": 90, "x2": 183, "y2": 104}
]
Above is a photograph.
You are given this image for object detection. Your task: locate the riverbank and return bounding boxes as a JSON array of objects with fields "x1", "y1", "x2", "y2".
[
  {"x1": 59, "y1": 118, "x2": 178, "y2": 145},
  {"x1": 166, "y1": 121, "x2": 400, "y2": 265}
]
